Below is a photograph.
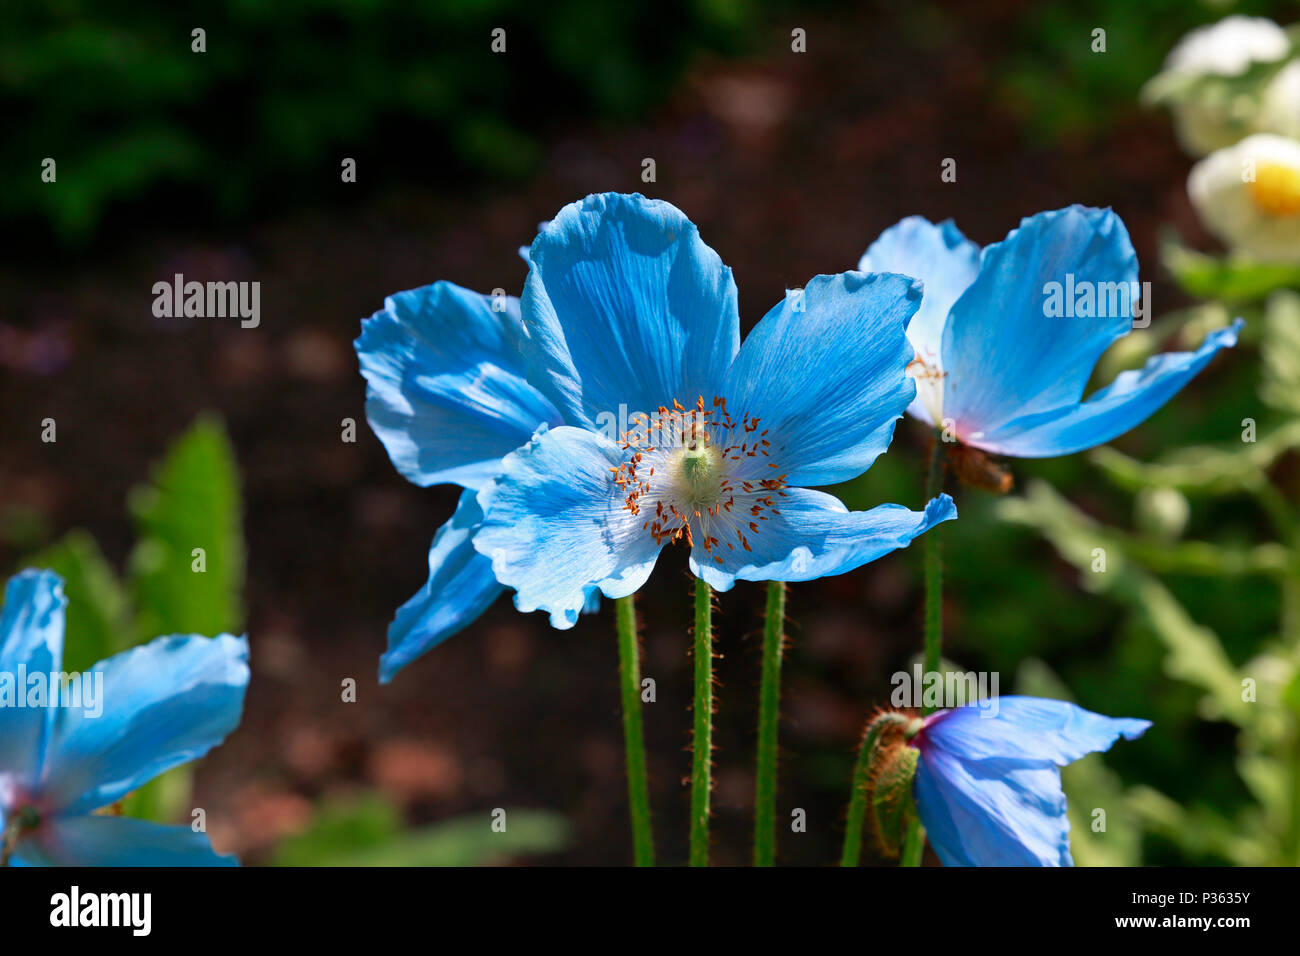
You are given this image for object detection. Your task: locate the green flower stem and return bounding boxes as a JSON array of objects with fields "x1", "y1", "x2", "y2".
[
  {"x1": 900, "y1": 819, "x2": 926, "y2": 866},
  {"x1": 690, "y1": 576, "x2": 714, "y2": 866},
  {"x1": 922, "y1": 436, "x2": 946, "y2": 696},
  {"x1": 903, "y1": 435, "x2": 947, "y2": 867},
  {"x1": 615, "y1": 594, "x2": 654, "y2": 866},
  {"x1": 840, "y1": 711, "x2": 910, "y2": 866},
  {"x1": 753, "y1": 580, "x2": 787, "y2": 866}
]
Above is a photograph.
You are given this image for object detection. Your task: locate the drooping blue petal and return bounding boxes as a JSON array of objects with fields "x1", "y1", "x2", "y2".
[
  {"x1": 380, "y1": 489, "x2": 505, "y2": 684},
  {"x1": 913, "y1": 696, "x2": 1150, "y2": 866},
  {"x1": 18, "y1": 815, "x2": 238, "y2": 866},
  {"x1": 721, "y1": 272, "x2": 921, "y2": 487},
  {"x1": 941, "y1": 206, "x2": 1139, "y2": 440},
  {"x1": 473, "y1": 425, "x2": 662, "y2": 628},
  {"x1": 0, "y1": 570, "x2": 66, "y2": 788},
  {"x1": 921, "y1": 696, "x2": 1151, "y2": 765},
  {"x1": 914, "y1": 746, "x2": 1075, "y2": 866},
  {"x1": 859, "y1": 217, "x2": 981, "y2": 424},
  {"x1": 356, "y1": 280, "x2": 561, "y2": 491},
  {"x1": 971, "y1": 320, "x2": 1243, "y2": 457},
  {"x1": 41, "y1": 634, "x2": 250, "y2": 816},
  {"x1": 692, "y1": 491, "x2": 955, "y2": 591},
  {"x1": 521, "y1": 193, "x2": 740, "y2": 430}
]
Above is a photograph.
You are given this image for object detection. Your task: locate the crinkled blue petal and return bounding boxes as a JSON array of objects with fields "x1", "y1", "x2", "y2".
[
  {"x1": 41, "y1": 634, "x2": 250, "y2": 816},
  {"x1": 921, "y1": 695, "x2": 1151, "y2": 765},
  {"x1": 722, "y1": 272, "x2": 920, "y2": 487},
  {"x1": 0, "y1": 570, "x2": 66, "y2": 788},
  {"x1": 973, "y1": 320, "x2": 1242, "y2": 457},
  {"x1": 473, "y1": 425, "x2": 661, "y2": 629},
  {"x1": 859, "y1": 217, "x2": 980, "y2": 424},
  {"x1": 356, "y1": 280, "x2": 561, "y2": 490},
  {"x1": 693, "y1": 491, "x2": 955, "y2": 591},
  {"x1": 380, "y1": 489, "x2": 506, "y2": 684},
  {"x1": 915, "y1": 746, "x2": 1074, "y2": 866},
  {"x1": 942, "y1": 206, "x2": 1139, "y2": 440},
  {"x1": 521, "y1": 193, "x2": 739, "y2": 430},
  {"x1": 913, "y1": 696, "x2": 1150, "y2": 866}
]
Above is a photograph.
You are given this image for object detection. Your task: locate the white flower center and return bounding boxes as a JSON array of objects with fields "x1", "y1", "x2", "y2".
[{"x1": 612, "y1": 397, "x2": 788, "y2": 563}]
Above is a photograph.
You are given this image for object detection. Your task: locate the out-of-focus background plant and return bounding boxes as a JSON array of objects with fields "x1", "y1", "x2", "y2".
[{"x1": 3, "y1": 0, "x2": 1298, "y2": 865}]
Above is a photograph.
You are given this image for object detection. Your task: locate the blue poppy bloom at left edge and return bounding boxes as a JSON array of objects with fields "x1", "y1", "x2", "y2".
[
  {"x1": 0, "y1": 570, "x2": 249, "y2": 866},
  {"x1": 471, "y1": 193, "x2": 957, "y2": 624}
]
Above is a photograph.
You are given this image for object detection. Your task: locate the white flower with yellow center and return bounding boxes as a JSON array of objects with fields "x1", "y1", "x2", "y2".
[{"x1": 1189, "y1": 133, "x2": 1300, "y2": 262}]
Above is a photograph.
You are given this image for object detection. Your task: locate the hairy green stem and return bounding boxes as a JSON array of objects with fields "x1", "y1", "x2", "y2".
[
  {"x1": 903, "y1": 436, "x2": 947, "y2": 866},
  {"x1": 840, "y1": 712, "x2": 910, "y2": 866},
  {"x1": 690, "y1": 576, "x2": 714, "y2": 866},
  {"x1": 753, "y1": 580, "x2": 787, "y2": 866},
  {"x1": 615, "y1": 594, "x2": 654, "y2": 866}
]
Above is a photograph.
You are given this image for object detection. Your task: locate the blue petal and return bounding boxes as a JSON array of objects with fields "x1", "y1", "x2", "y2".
[
  {"x1": 721, "y1": 272, "x2": 921, "y2": 487},
  {"x1": 19, "y1": 815, "x2": 238, "y2": 866},
  {"x1": 941, "y1": 206, "x2": 1139, "y2": 440},
  {"x1": 521, "y1": 193, "x2": 739, "y2": 430},
  {"x1": 972, "y1": 320, "x2": 1242, "y2": 457},
  {"x1": 913, "y1": 697, "x2": 1149, "y2": 866},
  {"x1": 474, "y1": 425, "x2": 662, "y2": 628},
  {"x1": 0, "y1": 570, "x2": 66, "y2": 788},
  {"x1": 356, "y1": 281, "x2": 561, "y2": 490},
  {"x1": 921, "y1": 696, "x2": 1150, "y2": 766},
  {"x1": 380, "y1": 489, "x2": 505, "y2": 684},
  {"x1": 859, "y1": 217, "x2": 981, "y2": 424},
  {"x1": 692, "y1": 492, "x2": 956, "y2": 591},
  {"x1": 915, "y1": 746, "x2": 1075, "y2": 866},
  {"x1": 41, "y1": 634, "x2": 250, "y2": 816}
]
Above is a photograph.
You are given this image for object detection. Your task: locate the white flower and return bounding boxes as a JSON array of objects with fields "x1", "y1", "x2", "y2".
[
  {"x1": 1189, "y1": 134, "x2": 1300, "y2": 262},
  {"x1": 1160, "y1": 16, "x2": 1297, "y2": 155},
  {"x1": 1165, "y1": 15, "x2": 1289, "y2": 76}
]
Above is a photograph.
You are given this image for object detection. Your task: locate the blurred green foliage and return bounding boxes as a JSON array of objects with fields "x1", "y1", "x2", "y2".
[
  {"x1": 1, "y1": 0, "x2": 754, "y2": 244},
  {"x1": 21, "y1": 414, "x2": 246, "y2": 823},
  {"x1": 271, "y1": 795, "x2": 571, "y2": 866},
  {"x1": 997, "y1": 0, "x2": 1285, "y2": 143}
]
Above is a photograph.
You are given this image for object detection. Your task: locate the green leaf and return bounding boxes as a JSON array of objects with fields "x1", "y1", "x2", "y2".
[
  {"x1": 128, "y1": 414, "x2": 245, "y2": 643},
  {"x1": 23, "y1": 529, "x2": 131, "y2": 673},
  {"x1": 272, "y1": 796, "x2": 571, "y2": 867},
  {"x1": 1162, "y1": 232, "x2": 1300, "y2": 302},
  {"x1": 1090, "y1": 419, "x2": 1300, "y2": 496},
  {"x1": 1261, "y1": 290, "x2": 1300, "y2": 415},
  {"x1": 998, "y1": 482, "x2": 1249, "y2": 725}
]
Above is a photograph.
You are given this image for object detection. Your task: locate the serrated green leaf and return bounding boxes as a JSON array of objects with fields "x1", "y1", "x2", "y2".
[{"x1": 128, "y1": 414, "x2": 245, "y2": 644}]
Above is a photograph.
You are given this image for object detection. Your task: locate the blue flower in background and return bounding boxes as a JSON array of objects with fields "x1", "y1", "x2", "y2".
[
  {"x1": 911, "y1": 695, "x2": 1150, "y2": 866},
  {"x1": 471, "y1": 192, "x2": 956, "y2": 626},
  {"x1": 860, "y1": 206, "x2": 1241, "y2": 457},
  {"x1": 0, "y1": 569, "x2": 249, "y2": 866}
]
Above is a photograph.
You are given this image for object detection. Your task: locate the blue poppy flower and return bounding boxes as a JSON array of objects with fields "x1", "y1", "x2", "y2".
[
  {"x1": 911, "y1": 695, "x2": 1150, "y2": 866},
  {"x1": 860, "y1": 206, "x2": 1241, "y2": 457},
  {"x1": 0, "y1": 569, "x2": 249, "y2": 866},
  {"x1": 470, "y1": 192, "x2": 956, "y2": 627},
  {"x1": 357, "y1": 280, "x2": 570, "y2": 682}
]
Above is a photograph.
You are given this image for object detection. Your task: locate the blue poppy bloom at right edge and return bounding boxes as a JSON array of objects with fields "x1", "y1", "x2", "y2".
[{"x1": 859, "y1": 205, "x2": 1242, "y2": 469}]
